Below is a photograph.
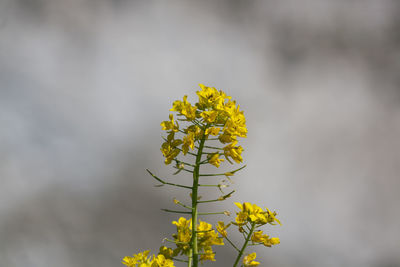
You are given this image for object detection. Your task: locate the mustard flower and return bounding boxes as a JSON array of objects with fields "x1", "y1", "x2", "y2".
[
  {"x1": 160, "y1": 114, "x2": 179, "y2": 133},
  {"x1": 122, "y1": 250, "x2": 152, "y2": 267},
  {"x1": 182, "y1": 131, "x2": 195, "y2": 155},
  {"x1": 243, "y1": 252, "x2": 260, "y2": 266},
  {"x1": 151, "y1": 254, "x2": 175, "y2": 267},
  {"x1": 208, "y1": 153, "x2": 224, "y2": 167},
  {"x1": 205, "y1": 127, "x2": 220, "y2": 136},
  {"x1": 160, "y1": 137, "x2": 182, "y2": 165},
  {"x1": 200, "y1": 248, "x2": 216, "y2": 262},
  {"x1": 223, "y1": 141, "x2": 244, "y2": 164},
  {"x1": 200, "y1": 110, "x2": 218, "y2": 123},
  {"x1": 216, "y1": 221, "x2": 230, "y2": 238},
  {"x1": 196, "y1": 84, "x2": 225, "y2": 109},
  {"x1": 158, "y1": 246, "x2": 174, "y2": 259},
  {"x1": 170, "y1": 95, "x2": 197, "y2": 121},
  {"x1": 251, "y1": 230, "x2": 280, "y2": 247}
]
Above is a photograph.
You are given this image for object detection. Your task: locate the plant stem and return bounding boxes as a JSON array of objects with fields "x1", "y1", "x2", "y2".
[
  {"x1": 187, "y1": 249, "x2": 192, "y2": 267},
  {"x1": 191, "y1": 134, "x2": 207, "y2": 267},
  {"x1": 233, "y1": 223, "x2": 256, "y2": 267}
]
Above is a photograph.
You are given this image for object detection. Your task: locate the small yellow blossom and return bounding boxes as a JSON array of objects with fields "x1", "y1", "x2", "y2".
[
  {"x1": 200, "y1": 248, "x2": 216, "y2": 262},
  {"x1": 200, "y1": 110, "x2": 218, "y2": 123},
  {"x1": 208, "y1": 153, "x2": 224, "y2": 167},
  {"x1": 218, "y1": 133, "x2": 237, "y2": 144},
  {"x1": 160, "y1": 137, "x2": 182, "y2": 165},
  {"x1": 205, "y1": 127, "x2": 220, "y2": 136},
  {"x1": 263, "y1": 237, "x2": 280, "y2": 247},
  {"x1": 196, "y1": 84, "x2": 224, "y2": 109},
  {"x1": 170, "y1": 95, "x2": 197, "y2": 120},
  {"x1": 182, "y1": 131, "x2": 195, "y2": 155},
  {"x1": 160, "y1": 114, "x2": 179, "y2": 132},
  {"x1": 234, "y1": 202, "x2": 266, "y2": 225},
  {"x1": 151, "y1": 254, "x2": 175, "y2": 267},
  {"x1": 122, "y1": 250, "x2": 152, "y2": 267},
  {"x1": 251, "y1": 230, "x2": 280, "y2": 247},
  {"x1": 223, "y1": 141, "x2": 244, "y2": 164},
  {"x1": 266, "y1": 207, "x2": 282, "y2": 225},
  {"x1": 158, "y1": 246, "x2": 174, "y2": 259},
  {"x1": 243, "y1": 252, "x2": 260, "y2": 266},
  {"x1": 216, "y1": 221, "x2": 230, "y2": 238}
]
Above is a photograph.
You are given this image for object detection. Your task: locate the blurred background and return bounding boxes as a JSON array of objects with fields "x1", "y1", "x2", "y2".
[{"x1": 1, "y1": 0, "x2": 400, "y2": 266}]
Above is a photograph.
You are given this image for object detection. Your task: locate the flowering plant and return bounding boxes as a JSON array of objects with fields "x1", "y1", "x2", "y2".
[{"x1": 122, "y1": 84, "x2": 281, "y2": 267}]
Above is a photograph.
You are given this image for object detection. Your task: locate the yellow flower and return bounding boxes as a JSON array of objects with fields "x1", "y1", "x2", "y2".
[
  {"x1": 122, "y1": 250, "x2": 152, "y2": 267},
  {"x1": 251, "y1": 230, "x2": 266, "y2": 243},
  {"x1": 151, "y1": 254, "x2": 175, "y2": 267},
  {"x1": 182, "y1": 131, "x2": 195, "y2": 155},
  {"x1": 263, "y1": 237, "x2": 280, "y2": 247},
  {"x1": 196, "y1": 84, "x2": 224, "y2": 109},
  {"x1": 243, "y1": 252, "x2": 260, "y2": 266},
  {"x1": 185, "y1": 125, "x2": 203, "y2": 139},
  {"x1": 158, "y1": 246, "x2": 174, "y2": 259},
  {"x1": 208, "y1": 153, "x2": 224, "y2": 167},
  {"x1": 200, "y1": 110, "x2": 218, "y2": 123},
  {"x1": 160, "y1": 114, "x2": 179, "y2": 132},
  {"x1": 197, "y1": 220, "x2": 224, "y2": 247},
  {"x1": 265, "y1": 207, "x2": 282, "y2": 226},
  {"x1": 200, "y1": 248, "x2": 216, "y2": 262},
  {"x1": 233, "y1": 202, "x2": 268, "y2": 225},
  {"x1": 171, "y1": 218, "x2": 191, "y2": 255},
  {"x1": 160, "y1": 137, "x2": 182, "y2": 165},
  {"x1": 216, "y1": 221, "x2": 230, "y2": 238},
  {"x1": 218, "y1": 133, "x2": 237, "y2": 144},
  {"x1": 223, "y1": 141, "x2": 244, "y2": 164},
  {"x1": 234, "y1": 211, "x2": 248, "y2": 226},
  {"x1": 250, "y1": 230, "x2": 279, "y2": 247},
  {"x1": 205, "y1": 127, "x2": 220, "y2": 136},
  {"x1": 170, "y1": 95, "x2": 197, "y2": 120}
]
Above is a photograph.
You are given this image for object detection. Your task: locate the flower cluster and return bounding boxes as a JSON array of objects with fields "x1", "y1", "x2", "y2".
[
  {"x1": 123, "y1": 85, "x2": 282, "y2": 267},
  {"x1": 122, "y1": 250, "x2": 175, "y2": 267},
  {"x1": 251, "y1": 230, "x2": 280, "y2": 247},
  {"x1": 168, "y1": 217, "x2": 224, "y2": 262},
  {"x1": 234, "y1": 202, "x2": 281, "y2": 227},
  {"x1": 242, "y1": 252, "x2": 260, "y2": 266},
  {"x1": 160, "y1": 84, "x2": 247, "y2": 166}
]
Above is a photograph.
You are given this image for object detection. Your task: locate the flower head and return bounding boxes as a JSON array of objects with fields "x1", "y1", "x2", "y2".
[
  {"x1": 243, "y1": 252, "x2": 260, "y2": 266},
  {"x1": 160, "y1": 84, "x2": 247, "y2": 167}
]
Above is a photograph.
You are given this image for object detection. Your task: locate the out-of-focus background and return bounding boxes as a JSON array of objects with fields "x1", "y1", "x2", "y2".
[{"x1": 1, "y1": 0, "x2": 400, "y2": 266}]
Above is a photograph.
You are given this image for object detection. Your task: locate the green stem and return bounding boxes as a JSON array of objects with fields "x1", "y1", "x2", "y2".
[
  {"x1": 161, "y1": 209, "x2": 192, "y2": 214},
  {"x1": 199, "y1": 165, "x2": 247, "y2": 177},
  {"x1": 233, "y1": 223, "x2": 256, "y2": 267},
  {"x1": 187, "y1": 250, "x2": 192, "y2": 267},
  {"x1": 191, "y1": 133, "x2": 207, "y2": 267},
  {"x1": 224, "y1": 236, "x2": 240, "y2": 252},
  {"x1": 146, "y1": 169, "x2": 192, "y2": 189}
]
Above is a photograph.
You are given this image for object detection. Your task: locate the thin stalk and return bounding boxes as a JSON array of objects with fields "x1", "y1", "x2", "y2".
[
  {"x1": 172, "y1": 258, "x2": 188, "y2": 263},
  {"x1": 173, "y1": 166, "x2": 194, "y2": 173},
  {"x1": 191, "y1": 133, "x2": 207, "y2": 267},
  {"x1": 199, "y1": 165, "x2": 246, "y2": 177},
  {"x1": 198, "y1": 211, "x2": 226, "y2": 215},
  {"x1": 198, "y1": 184, "x2": 220, "y2": 187},
  {"x1": 161, "y1": 209, "x2": 192, "y2": 214},
  {"x1": 174, "y1": 160, "x2": 197, "y2": 168},
  {"x1": 233, "y1": 223, "x2": 256, "y2": 267},
  {"x1": 187, "y1": 250, "x2": 192, "y2": 267},
  {"x1": 146, "y1": 169, "x2": 192, "y2": 189},
  {"x1": 198, "y1": 190, "x2": 235, "y2": 203},
  {"x1": 224, "y1": 236, "x2": 240, "y2": 252}
]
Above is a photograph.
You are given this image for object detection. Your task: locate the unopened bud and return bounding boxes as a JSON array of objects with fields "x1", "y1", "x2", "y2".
[{"x1": 224, "y1": 211, "x2": 231, "y2": 216}]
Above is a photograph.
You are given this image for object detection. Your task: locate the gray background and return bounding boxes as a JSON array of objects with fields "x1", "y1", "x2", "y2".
[{"x1": 1, "y1": 0, "x2": 400, "y2": 266}]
